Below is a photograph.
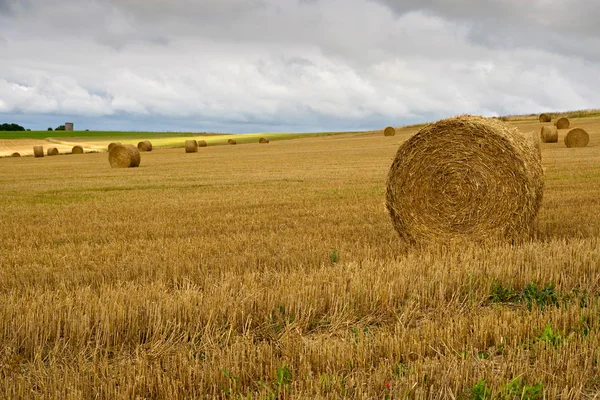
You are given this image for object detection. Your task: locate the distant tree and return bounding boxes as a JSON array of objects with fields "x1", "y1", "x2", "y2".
[
  {"x1": 0, "y1": 123, "x2": 26, "y2": 131},
  {"x1": 55, "y1": 125, "x2": 65, "y2": 131},
  {"x1": 26, "y1": 129, "x2": 31, "y2": 131},
  {"x1": 48, "y1": 127, "x2": 53, "y2": 131}
]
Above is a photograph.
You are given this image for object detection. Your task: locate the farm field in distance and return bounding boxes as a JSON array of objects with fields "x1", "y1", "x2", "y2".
[{"x1": 1, "y1": 115, "x2": 600, "y2": 398}]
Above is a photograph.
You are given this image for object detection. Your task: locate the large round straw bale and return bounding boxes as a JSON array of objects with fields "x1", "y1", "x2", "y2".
[
  {"x1": 185, "y1": 140, "x2": 198, "y2": 153},
  {"x1": 384, "y1": 126, "x2": 396, "y2": 136},
  {"x1": 108, "y1": 143, "x2": 141, "y2": 168},
  {"x1": 259, "y1": 137, "x2": 270, "y2": 144},
  {"x1": 555, "y1": 117, "x2": 570, "y2": 129},
  {"x1": 228, "y1": 139, "x2": 237, "y2": 145},
  {"x1": 540, "y1": 126, "x2": 558, "y2": 143},
  {"x1": 564, "y1": 128, "x2": 589, "y2": 148},
  {"x1": 72, "y1": 145, "x2": 84, "y2": 154},
  {"x1": 47, "y1": 147, "x2": 59, "y2": 156},
  {"x1": 11, "y1": 152, "x2": 21, "y2": 157},
  {"x1": 197, "y1": 140, "x2": 208, "y2": 147},
  {"x1": 539, "y1": 113, "x2": 551, "y2": 123},
  {"x1": 386, "y1": 115, "x2": 544, "y2": 245},
  {"x1": 137, "y1": 140, "x2": 152, "y2": 152},
  {"x1": 33, "y1": 146, "x2": 44, "y2": 158},
  {"x1": 108, "y1": 142, "x2": 121, "y2": 152}
]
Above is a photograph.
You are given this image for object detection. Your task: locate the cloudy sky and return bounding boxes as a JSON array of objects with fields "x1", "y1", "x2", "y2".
[{"x1": 1, "y1": 0, "x2": 599, "y2": 132}]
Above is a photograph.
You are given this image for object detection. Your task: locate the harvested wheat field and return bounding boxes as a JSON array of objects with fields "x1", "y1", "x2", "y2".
[{"x1": 0, "y1": 115, "x2": 600, "y2": 399}]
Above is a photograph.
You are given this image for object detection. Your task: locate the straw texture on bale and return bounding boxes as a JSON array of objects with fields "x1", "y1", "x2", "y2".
[
  {"x1": 137, "y1": 141, "x2": 152, "y2": 152},
  {"x1": 197, "y1": 140, "x2": 208, "y2": 147},
  {"x1": 259, "y1": 137, "x2": 270, "y2": 144},
  {"x1": 564, "y1": 128, "x2": 589, "y2": 148},
  {"x1": 228, "y1": 139, "x2": 237, "y2": 145},
  {"x1": 540, "y1": 126, "x2": 558, "y2": 143},
  {"x1": 47, "y1": 148, "x2": 59, "y2": 156},
  {"x1": 539, "y1": 113, "x2": 551, "y2": 123},
  {"x1": 384, "y1": 126, "x2": 396, "y2": 136},
  {"x1": 185, "y1": 140, "x2": 198, "y2": 153},
  {"x1": 72, "y1": 146, "x2": 84, "y2": 154},
  {"x1": 33, "y1": 146, "x2": 44, "y2": 158},
  {"x1": 386, "y1": 115, "x2": 544, "y2": 245},
  {"x1": 108, "y1": 142, "x2": 121, "y2": 152},
  {"x1": 555, "y1": 117, "x2": 570, "y2": 129},
  {"x1": 11, "y1": 152, "x2": 20, "y2": 157},
  {"x1": 108, "y1": 144, "x2": 141, "y2": 168}
]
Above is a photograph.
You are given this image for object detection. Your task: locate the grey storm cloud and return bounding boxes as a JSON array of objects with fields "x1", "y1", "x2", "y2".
[{"x1": 1, "y1": 0, "x2": 599, "y2": 132}]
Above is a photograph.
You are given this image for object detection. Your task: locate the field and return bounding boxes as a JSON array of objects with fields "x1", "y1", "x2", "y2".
[{"x1": 1, "y1": 116, "x2": 599, "y2": 399}]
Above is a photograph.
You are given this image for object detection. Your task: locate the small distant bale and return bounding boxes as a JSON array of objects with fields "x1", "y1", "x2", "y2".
[
  {"x1": 137, "y1": 141, "x2": 153, "y2": 152},
  {"x1": 185, "y1": 140, "x2": 198, "y2": 153},
  {"x1": 33, "y1": 146, "x2": 44, "y2": 158},
  {"x1": 108, "y1": 142, "x2": 121, "y2": 152},
  {"x1": 384, "y1": 126, "x2": 396, "y2": 136},
  {"x1": 540, "y1": 126, "x2": 558, "y2": 143},
  {"x1": 109, "y1": 143, "x2": 141, "y2": 168},
  {"x1": 539, "y1": 113, "x2": 551, "y2": 123},
  {"x1": 11, "y1": 152, "x2": 21, "y2": 157},
  {"x1": 72, "y1": 145, "x2": 84, "y2": 154},
  {"x1": 47, "y1": 147, "x2": 59, "y2": 156},
  {"x1": 564, "y1": 128, "x2": 590, "y2": 148},
  {"x1": 197, "y1": 140, "x2": 208, "y2": 147},
  {"x1": 228, "y1": 139, "x2": 237, "y2": 145},
  {"x1": 259, "y1": 137, "x2": 270, "y2": 144},
  {"x1": 555, "y1": 117, "x2": 570, "y2": 129}
]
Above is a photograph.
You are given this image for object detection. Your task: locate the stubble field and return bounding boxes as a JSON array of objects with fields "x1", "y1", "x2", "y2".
[{"x1": 1, "y1": 116, "x2": 600, "y2": 399}]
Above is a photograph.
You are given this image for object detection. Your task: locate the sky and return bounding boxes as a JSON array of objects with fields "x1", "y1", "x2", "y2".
[{"x1": 1, "y1": 0, "x2": 599, "y2": 133}]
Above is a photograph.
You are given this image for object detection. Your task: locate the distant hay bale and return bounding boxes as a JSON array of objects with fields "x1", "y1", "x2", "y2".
[
  {"x1": 108, "y1": 144, "x2": 140, "y2": 168},
  {"x1": 185, "y1": 140, "x2": 198, "y2": 153},
  {"x1": 228, "y1": 139, "x2": 237, "y2": 145},
  {"x1": 539, "y1": 113, "x2": 551, "y2": 123},
  {"x1": 33, "y1": 146, "x2": 44, "y2": 158},
  {"x1": 386, "y1": 115, "x2": 544, "y2": 245},
  {"x1": 72, "y1": 145, "x2": 84, "y2": 154},
  {"x1": 540, "y1": 126, "x2": 558, "y2": 143},
  {"x1": 555, "y1": 117, "x2": 570, "y2": 129},
  {"x1": 137, "y1": 140, "x2": 152, "y2": 152},
  {"x1": 47, "y1": 147, "x2": 59, "y2": 156},
  {"x1": 259, "y1": 137, "x2": 270, "y2": 144},
  {"x1": 197, "y1": 140, "x2": 207, "y2": 147},
  {"x1": 11, "y1": 152, "x2": 21, "y2": 157},
  {"x1": 564, "y1": 128, "x2": 589, "y2": 148},
  {"x1": 108, "y1": 142, "x2": 121, "y2": 152},
  {"x1": 384, "y1": 126, "x2": 396, "y2": 136}
]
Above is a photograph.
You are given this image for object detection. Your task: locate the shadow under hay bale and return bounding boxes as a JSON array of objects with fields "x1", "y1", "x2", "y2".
[
  {"x1": 259, "y1": 137, "x2": 270, "y2": 144},
  {"x1": 137, "y1": 141, "x2": 152, "y2": 152},
  {"x1": 384, "y1": 126, "x2": 396, "y2": 136},
  {"x1": 386, "y1": 115, "x2": 544, "y2": 246},
  {"x1": 228, "y1": 139, "x2": 237, "y2": 145},
  {"x1": 33, "y1": 146, "x2": 44, "y2": 158},
  {"x1": 108, "y1": 142, "x2": 121, "y2": 152},
  {"x1": 185, "y1": 140, "x2": 198, "y2": 153},
  {"x1": 555, "y1": 117, "x2": 570, "y2": 129},
  {"x1": 72, "y1": 146, "x2": 84, "y2": 154},
  {"x1": 109, "y1": 144, "x2": 141, "y2": 168},
  {"x1": 198, "y1": 140, "x2": 207, "y2": 147},
  {"x1": 540, "y1": 126, "x2": 558, "y2": 143},
  {"x1": 47, "y1": 148, "x2": 59, "y2": 156},
  {"x1": 539, "y1": 113, "x2": 551, "y2": 123},
  {"x1": 564, "y1": 128, "x2": 589, "y2": 148}
]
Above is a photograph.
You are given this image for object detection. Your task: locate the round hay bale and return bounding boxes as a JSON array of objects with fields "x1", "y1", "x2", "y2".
[
  {"x1": 539, "y1": 113, "x2": 551, "y2": 123},
  {"x1": 386, "y1": 115, "x2": 544, "y2": 245},
  {"x1": 540, "y1": 126, "x2": 558, "y2": 143},
  {"x1": 72, "y1": 145, "x2": 84, "y2": 154},
  {"x1": 11, "y1": 152, "x2": 21, "y2": 157},
  {"x1": 33, "y1": 146, "x2": 44, "y2": 158},
  {"x1": 384, "y1": 126, "x2": 396, "y2": 137},
  {"x1": 108, "y1": 144, "x2": 141, "y2": 168},
  {"x1": 555, "y1": 117, "x2": 570, "y2": 129},
  {"x1": 564, "y1": 128, "x2": 589, "y2": 148},
  {"x1": 228, "y1": 139, "x2": 237, "y2": 145},
  {"x1": 185, "y1": 140, "x2": 198, "y2": 153},
  {"x1": 259, "y1": 137, "x2": 270, "y2": 144},
  {"x1": 197, "y1": 140, "x2": 208, "y2": 147},
  {"x1": 47, "y1": 147, "x2": 59, "y2": 156},
  {"x1": 108, "y1": 142, "x2": 121, "y2": 152},
  {"x1": 137, "y1": 140, "x2": 152, "y2": 152}
]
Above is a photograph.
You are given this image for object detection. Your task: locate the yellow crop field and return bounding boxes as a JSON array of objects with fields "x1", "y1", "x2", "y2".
[{"x1": 1, "y1": 116, "x2": 599, "y2": 398}]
